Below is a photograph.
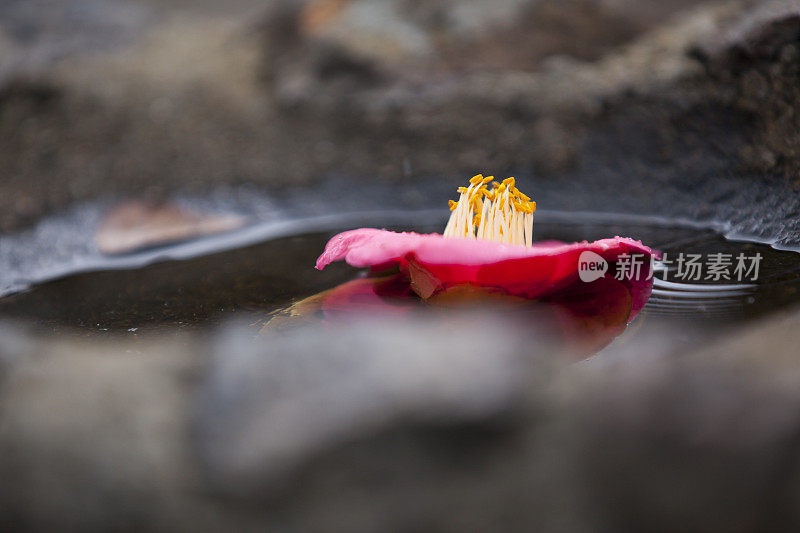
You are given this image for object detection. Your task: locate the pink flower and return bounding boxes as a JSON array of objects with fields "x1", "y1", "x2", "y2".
[
  {"x1": 308, "y1": 172, "x2": 662, "y2": 357},
  {"x1": 314, "y1": 174, "x2": 660, "y2": 338},
  {"x1": 316, "y1": 228, "x2": 658, "y2": 322}
]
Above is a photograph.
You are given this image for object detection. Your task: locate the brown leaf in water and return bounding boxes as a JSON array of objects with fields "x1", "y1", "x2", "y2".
[{"x1": 95, "y1": 200, "x2": 247, "y2": 255}]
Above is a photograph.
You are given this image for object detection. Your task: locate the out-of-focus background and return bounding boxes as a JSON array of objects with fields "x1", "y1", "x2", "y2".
[
  {"x1": 3, "y1": 0, "x2": 800, "y2": 531},
  {"x1": 1, "y1": 0, "x2": 800, "y2": 237}
]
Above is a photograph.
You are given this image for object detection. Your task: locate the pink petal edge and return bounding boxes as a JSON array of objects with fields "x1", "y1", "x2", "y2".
[
  {"x1": 316, "y1": 228, "x2": 660, "y2": 322},
  {"x1": 316, "y1": 228, "x2": 658, "y2": 270}
]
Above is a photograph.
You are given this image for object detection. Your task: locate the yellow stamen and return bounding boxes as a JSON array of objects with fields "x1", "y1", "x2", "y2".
[{"x1": 443, "y1": 175, "x2": 536, "y2": 247}]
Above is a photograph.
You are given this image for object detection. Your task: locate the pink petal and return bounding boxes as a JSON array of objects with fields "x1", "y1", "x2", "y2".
[{"x1": 316, "y1": 228, "x2": 658, "y2": 322}]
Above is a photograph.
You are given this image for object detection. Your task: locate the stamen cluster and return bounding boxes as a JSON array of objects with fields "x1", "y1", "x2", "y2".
[{"x1": 443, "y1": 175, "x2": 536, "y2": 247}]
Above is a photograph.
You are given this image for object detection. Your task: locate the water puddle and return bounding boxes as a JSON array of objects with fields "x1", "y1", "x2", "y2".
[{"x1": 0, "y1": 211, "x2": 798, "y2": 352}]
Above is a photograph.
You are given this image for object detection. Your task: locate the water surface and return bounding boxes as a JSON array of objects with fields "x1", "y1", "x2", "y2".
[{"x1": 1, "y1": 212, "x2": 798, "y2": 347}]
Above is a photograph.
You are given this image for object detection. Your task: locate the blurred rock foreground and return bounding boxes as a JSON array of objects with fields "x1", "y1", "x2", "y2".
[
  {"x1": 3, "y1": 0, "x2": 800, "y2": 531},
  {"x1": 3, "y1": 313, "x2": 800, "y2": 531}
]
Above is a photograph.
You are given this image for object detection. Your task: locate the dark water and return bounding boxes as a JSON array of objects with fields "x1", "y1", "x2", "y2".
[{"x1": 0, "y1": 212, "x2": 798, "y2": 340}]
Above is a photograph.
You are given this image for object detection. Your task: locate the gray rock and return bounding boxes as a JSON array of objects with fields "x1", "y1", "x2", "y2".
[
  {"x1": 0, "y1": 309, "x2": 799, "y2": 530},
  {"x1": 0, "y1": 0, "x2": 149, "y2": 83},
  {"x1": 192, "y1": 311, "x2": 800, "y2": 532},
  {"x1": 198, "y1": 314, "x2": 553, "y2": 495},
  {"x1": 0, "y1": 0, "x2": 799, "y2": 250},
  {"x1": 565, "y1": 357, "x2": 800, "y2": 532},
  {"x1": 0, "y1": 336, "x2": 205, "y2": 531}
]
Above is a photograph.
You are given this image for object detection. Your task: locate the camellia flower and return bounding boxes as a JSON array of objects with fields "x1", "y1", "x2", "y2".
[
  {"x1": 316, "y1": 175, "x2": 658, "y2": 324},
  {"x1": 259, "y1": 177, "x2": 661, "y2": 355}
]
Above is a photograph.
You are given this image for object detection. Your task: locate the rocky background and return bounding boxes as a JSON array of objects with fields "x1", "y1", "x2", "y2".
[
  {"x1": 2, "y1": 0, "x2": 800, "y2": 243},
  {"x1": 2, "y1": 0, "x2": 800, "y2": 531}
]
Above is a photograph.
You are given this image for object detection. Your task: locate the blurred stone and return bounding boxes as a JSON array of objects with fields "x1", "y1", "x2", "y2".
[
  {"x1": 698, "y1": 0, "x2": 800, "y2": 65},
  {"x1": 302, "y1": 0, "x2": 433, "y2": 64},
  {"x1": 193, "y1": 311, "x2": 800, "y2": 531},
  {"x1": 94, "y1": 200, "x2": 247, "y2": 255},
  {"x1": 0, "y1": 0, "x2": 799, "y2": 250},
  {"x1": 0, "y1": 309, "x2": 800, "y2": 529},
  {"x1": 0, "y1": 0, "x2": 149, "y2": 78},
  {"x1": 567, "y1": 357, "x2": 800, "y2": 532},
  {"x1": 198, "y1": 314, "x2": 552, "y2": 495},
  {"x1": 562, "y1": 306, "x2": 800, "y2": 531},
  {"x1": 269, "y1": 0, "x2": 708, "y2": 81},
  {"x1": 695, "y1": 0, "x2": 800, "y2": 176},
  {"x1": 0, "y1": 336, "x2": 206, "y2": 531}
]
